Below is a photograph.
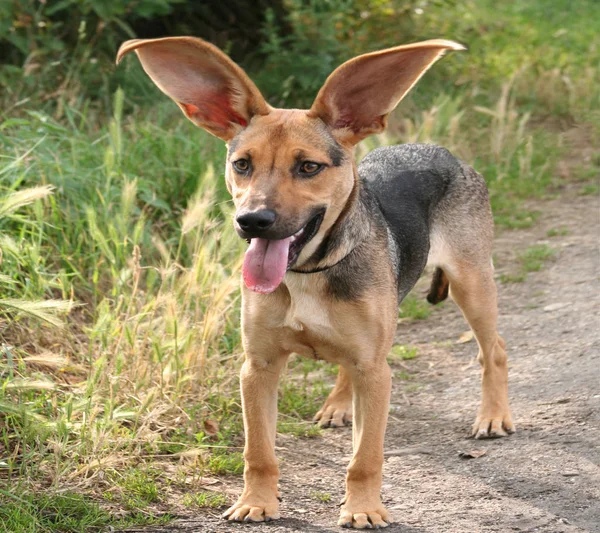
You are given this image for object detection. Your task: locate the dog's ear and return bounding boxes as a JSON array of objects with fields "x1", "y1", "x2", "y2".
[
  {"x1": 116, "y1": 37, "x2": 269, "y2": 140},
  {"x1": 309, "y1": 40, "x2": 464, "y2": 145}
]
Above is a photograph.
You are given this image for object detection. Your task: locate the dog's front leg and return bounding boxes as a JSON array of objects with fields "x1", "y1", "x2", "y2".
[
  {"x1": 339, "y1": 359, "x2": 392, "y2": 529},
  {"x1": 223, "y1": 354, "x2": 286, "y2": 522}
]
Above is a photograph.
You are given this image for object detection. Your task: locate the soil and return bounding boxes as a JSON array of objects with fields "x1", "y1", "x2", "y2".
[{"x1": 125, "y1": 183, "x2": 600, "y2": 532}]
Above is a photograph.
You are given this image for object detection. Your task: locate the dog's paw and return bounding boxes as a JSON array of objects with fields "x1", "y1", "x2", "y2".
[
  {"x1": 222, "y1": 497, "x2": 280, "y2": 523},
  {"x1": 338, "y1": 501, "x2": 391, "y2": 529},
  {"x1": 313, "y1": 398, "x2": 352, "y2": 428},
  {"x1": 472, "y1": 408, "x2": 515, "y2": 439}
]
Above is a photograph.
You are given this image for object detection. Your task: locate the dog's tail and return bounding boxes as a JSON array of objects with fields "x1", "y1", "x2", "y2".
[{"x1": 427, "y1": 267, "x2": 449, "y2": 305}]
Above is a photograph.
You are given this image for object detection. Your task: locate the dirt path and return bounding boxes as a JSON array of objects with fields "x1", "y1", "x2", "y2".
[{"x1": 127, "y1": 185, "x2": 599, "y2": 532}]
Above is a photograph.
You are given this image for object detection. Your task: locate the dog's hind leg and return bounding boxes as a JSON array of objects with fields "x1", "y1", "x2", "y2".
[
  {"x1": 429, "y1": 163, "x2": 515, "y2": 438},
  {"x1": 444, "y1": 261, "x2": 515, "y2": 438},
  {"x1": 313, "y1": 366, "x2": 353, "y2": 428}
]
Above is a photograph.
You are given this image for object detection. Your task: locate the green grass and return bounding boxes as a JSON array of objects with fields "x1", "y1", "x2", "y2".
[
  {"x1": 499, "y1": 272, "x2": 527, "y2": 284},
  {"x1": 205, "y1": 452, "x2": 245, "y2": 476},
  {"x1": 519, "y1": 244, "x2": 556, "y2": 273},
  {"x1": 500, "y1": 244, "x2": 557, "y2": 283},
  {"x1": 183, "y1": 491, "x2": 228, "y2": 509},
  {"x1": 547, "y1": 227, "x2": 569, "y2": 237},
  {"x1": 389, "y1": 345, "x2": 418, "y2": 361},
  {"x1": 579, "y1": 184, "x2": 599, "y2": 196},
  {"x1": 310, "y1": 490, "x2": 332, "y2": 503},
  {"x1": 277, "y1": 420, "x2": 322, "y2": 438},
  {"x1": 112, "y1": 467, "x2": 162, "y2": 509},
  {"x1": 0, "y1": 492, "x2": 169, "y2": 533},
  {"x1": 1, "y1": 0, "x2": 598, "y2": 528},
  {"x1": 399, "y1": 294, "x2": 432, "y2": 320}
]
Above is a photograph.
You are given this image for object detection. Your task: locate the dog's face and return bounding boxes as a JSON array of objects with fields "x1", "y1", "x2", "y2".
[
  {"x1": 117, "y1": 37, "x2": 463, "y2": 293},
  {"x1": 225, "y1": 109, "x2": 353, "y2": 273}
]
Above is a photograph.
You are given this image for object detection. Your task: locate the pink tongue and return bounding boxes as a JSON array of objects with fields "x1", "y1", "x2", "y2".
[{"x1": 242, "y1": 237, "x2": 291, "y2": 294}]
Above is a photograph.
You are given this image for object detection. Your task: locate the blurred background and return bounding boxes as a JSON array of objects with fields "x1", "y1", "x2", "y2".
[{"x1": 1, "y1": 1, "x2": 598, "y2": 530}]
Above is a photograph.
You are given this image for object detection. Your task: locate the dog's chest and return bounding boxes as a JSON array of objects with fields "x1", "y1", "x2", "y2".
[{"x1": 281, "y1": 275, "x2": 332, "y2": 336}]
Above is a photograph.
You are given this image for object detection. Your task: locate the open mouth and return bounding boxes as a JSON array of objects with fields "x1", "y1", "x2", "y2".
[
  {"x1": 287, "y1": 211, "x2": 324, "y2": 268},
  {"x1": 241, "y1": 210, "x2": 325, "y2": 294}
]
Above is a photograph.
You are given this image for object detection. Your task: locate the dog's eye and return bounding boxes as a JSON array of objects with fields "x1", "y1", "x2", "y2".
[
  {"x1": 299, "y1": 161, "x2": 323, "y2": 176},
  {"x1": 233, "y1": 159, "x2": 250, "y2": 173}
]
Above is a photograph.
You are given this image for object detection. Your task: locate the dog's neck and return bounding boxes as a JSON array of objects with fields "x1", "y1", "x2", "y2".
[{"x1": 292, "y1": 167, "x2": 372, "y2": 273}]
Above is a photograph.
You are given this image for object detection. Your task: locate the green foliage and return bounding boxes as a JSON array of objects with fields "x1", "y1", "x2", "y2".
[
  {"x1": 500, "y1": 244, "x2": 556, "y2": 283},
  {"x1": 0, "y1": 491, "x2": 168, "y2": 533},
  {"x1": 519, "y1": 244, "x2": 556, "y2": 273},
  {"x1": 277, "y1": 419, "x2": 322, "y2": 437},
  {"x1": 399, "y1": 294, "x2": 432, "y2": 320},
  {"x1": 205, "y1": 451, "x2": 245, "y2": 475},
  {"x1": 389, "y1": 345, "x2": 418, "y2": 361},
  {"x1": 310, "y1": 490, "x2": 332, "y2": 502},
  {"x1": 113, "y1": 467, "x2": 162, "y2": 509},
  {"x1": 546, "y1": 227, "x2": 568, "y2": 238},
  {"x1": 255, "y1": 0, "x2": 452, "y2": 107},
  {"x1": 183, "y1": 491, "x2": 228, "y2": 508}
]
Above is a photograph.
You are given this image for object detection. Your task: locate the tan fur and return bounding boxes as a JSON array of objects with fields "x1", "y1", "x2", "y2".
[{"x1": 117, "y1": 36, "x2": 514, "y2": 529}]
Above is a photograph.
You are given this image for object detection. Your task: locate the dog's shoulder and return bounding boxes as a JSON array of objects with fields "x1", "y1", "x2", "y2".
[
  {"x1": 358, "y1": 144, "x2": 465, "y2": 299},
  {"x1": 358, "y1": 143, "x2": 462, "y2": 188}
]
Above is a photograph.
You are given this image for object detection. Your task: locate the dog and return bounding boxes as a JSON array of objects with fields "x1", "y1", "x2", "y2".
[{"x1": 117, "y1": 36, "x2": 515, "y2": 529}]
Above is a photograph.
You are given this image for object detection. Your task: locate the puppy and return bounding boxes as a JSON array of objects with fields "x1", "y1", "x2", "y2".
[{"x1": 117, "y1": 37, "x2": 514, "y2": 529}]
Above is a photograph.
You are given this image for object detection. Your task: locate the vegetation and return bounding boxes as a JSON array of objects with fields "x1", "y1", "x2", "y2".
[
  {"x1": 500, "y1": 243, "x2": 557, "y2": 283},
  {"x1": 1, "y1": 0, "x2": 598, "y2": 530}
]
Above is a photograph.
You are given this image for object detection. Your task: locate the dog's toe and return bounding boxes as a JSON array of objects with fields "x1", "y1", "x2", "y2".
[
  {"x1": 313, "y1": 403, "x2": 352, "y2": 428},
  {"x1": 472, "y1": 414, "x2": 515, "y2": 439},
  {"x1": 223, "y1": 500, "x2": 280, "y2": 523},
  {"x1": 338, "y1": 510, "x2": 390, "y2": 529}
]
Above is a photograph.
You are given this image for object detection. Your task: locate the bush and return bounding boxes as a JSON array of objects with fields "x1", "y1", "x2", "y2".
[{"x1": 0, "y1": 0, "x2": 287, "y2": 111}]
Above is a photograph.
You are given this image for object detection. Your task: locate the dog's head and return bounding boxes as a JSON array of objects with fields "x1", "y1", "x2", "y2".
[{"x1": 117, "y1": 37, "x2": 463, "y2": 294}]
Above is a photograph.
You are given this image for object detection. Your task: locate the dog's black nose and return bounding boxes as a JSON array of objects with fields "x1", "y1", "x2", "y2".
[{"x1": 236, "y1": 209, "x2": 277, "y2": 234}]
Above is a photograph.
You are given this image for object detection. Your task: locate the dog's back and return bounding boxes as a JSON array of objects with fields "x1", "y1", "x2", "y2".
[{"x1": 360, "y1": 144, "x2": 493, "y2": 302}]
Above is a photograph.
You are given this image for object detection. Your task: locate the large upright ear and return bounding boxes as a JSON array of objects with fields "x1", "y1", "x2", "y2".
[
  {"x1": 116, "y1": 37, "x2": 269, "y2": 140},
  {"x1": 308, "y1": 39, "x2": 465, "y2": 145}
]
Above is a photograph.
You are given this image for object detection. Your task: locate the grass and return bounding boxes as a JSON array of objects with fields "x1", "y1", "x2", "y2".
[
  {"x1": 1, "y1": 0, "x2": 598, "y2": 530},
  {"x1": 389, "y1": 345, "x2": 418, "y2": 362},
  {"x1": 0, "y1": 492, "x2": 169, "y2": 533},
  {"x1": 547, "y1": 227, "x2": 568, "y2": 237},
  {"x1": 500, "y1": 244, "x2": 557, "y2": 283},
  {"x1": 399, "y1": 294, "x2": 432, "y2": 320},
  {"x1": 112, "y1": 467, "x2": 162, "y2": 509},
  {"x1": 579, "y1": 184, "x2": 599, "y2": 196},
  {"x1": 183, "y1": 491, "x2": 228, "y2": 509},
  {"x1": 519, "y1": 244, "x2": 556, "y2": 273},
  {"x1": 310, "y1": 490, "x2": 332, "y2": 503}
]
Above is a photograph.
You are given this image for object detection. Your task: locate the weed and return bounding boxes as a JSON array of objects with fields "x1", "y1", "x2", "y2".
[
  {"x1": 204, "y1": 452, "x2": 245, "y2": 476},
  {"x1": 546, "y1": 227, "x2": 569, "y2": 237},
  {"x1": 310, "y1": 490, "x2": 332, "y2": 503},
  {"x1": 111, "y1": 468, "x2": 161, "y2": 509},
  {"x1": 389, "y1": 345, "x2": 418, "y2": 361},
  {"x1": 279, "y1": 377, "x2": 328, "y2": 420},
  {"x1": 0, "y1": 491, "x2": 169, "y2": 533},
  {"x1": 519, "y1": 245, "x2": 556, "y2": 273},
  {"x1": 399, "y1": 294, "x2": 431, "y2": 320},
  {"x1": 579, "y1": 184, "x2": 599, "y2": 196},
  {"x1": 183, "y1": 491, "x2": 228, "y2": 508},
  {"x1": 499, "y1": 273, "x2": 527, "y2": 284},
  {"x1": 500, "y1": 244, "x2": 556, "y2": 283},
  {"x1": 277, "y1": 420, "x2": 322, "y2": 438}
]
